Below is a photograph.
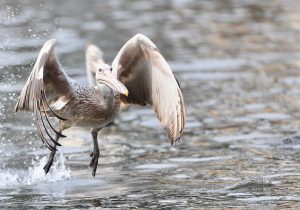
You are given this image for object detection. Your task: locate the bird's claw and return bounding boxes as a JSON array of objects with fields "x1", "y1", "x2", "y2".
[{"x1": 89, "y1": 150, "x2": 99, "y2": 177}]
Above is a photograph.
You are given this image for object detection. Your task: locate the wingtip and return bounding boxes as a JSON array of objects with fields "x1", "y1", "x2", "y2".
[
  {"x1": 14, "y1": 99, "x2": 23, "y2": 113},
  {"x1": 133, "y1": 33, "x2": 146, "y2": 39},
  {"x1": 44, "y1": 39, "x2": 57, "y2": 47},
  {"x1": 13, "y1": 103, "x2": 19, "y2": 113},
  {"x1": 170, "y1": 135, "x2": 182, "y2": 146},
  {"x1": 133, "y1": 33, "x2": 157, "y2": 49},
  {"x1": 85, "y1": 44, "x2": 104, "y2": 63},
  {"x1": 85, "y1": 43, "x2": 102, "y2": 53},
  {"x1": 47, "y1": 38, "x2": 57, "y2": 43},
  {"x1": 38, "y1": 39, "x2": 57, "y2": 58}
]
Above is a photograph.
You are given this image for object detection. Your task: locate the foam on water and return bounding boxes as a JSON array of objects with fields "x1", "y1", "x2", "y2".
[{"x1": 0, "y1": 153, "x2": 70, "y2": 188}]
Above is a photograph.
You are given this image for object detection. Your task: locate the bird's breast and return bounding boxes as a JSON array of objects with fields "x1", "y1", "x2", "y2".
[{"x1": 57, "y1": 86, "x2": 120, "y2": 128}]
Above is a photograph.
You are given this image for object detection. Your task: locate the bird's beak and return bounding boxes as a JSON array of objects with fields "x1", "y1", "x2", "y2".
[{"x1": 98, "y1": 71, "x2": 128, "y2": 96}]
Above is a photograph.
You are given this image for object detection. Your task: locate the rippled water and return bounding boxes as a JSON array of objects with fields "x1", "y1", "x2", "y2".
[{"x1": 1, "y1": 0, "x2": 300, "y2": 209}]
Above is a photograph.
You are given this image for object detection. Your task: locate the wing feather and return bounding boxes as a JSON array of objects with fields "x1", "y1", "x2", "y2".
[
  {"x1": 112, "y1": 34, "x2": 186, "y2": 144},
  {"x1": 14, "y1": 39, "x2": 73, "y2": 150},
  {"x1": 85, "y1": 44, "x2": 105, "y2": 87}
]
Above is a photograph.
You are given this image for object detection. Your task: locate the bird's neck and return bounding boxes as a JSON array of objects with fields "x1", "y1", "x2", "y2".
[
  {"x1": 95, "y1": 83, "x2": 121, "y2": 112},
  {"x1": 96, "y1": 84, "x2": 119, "y2": 98}
]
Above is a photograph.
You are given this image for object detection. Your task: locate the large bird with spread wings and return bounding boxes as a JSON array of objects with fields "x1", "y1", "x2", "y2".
[{"x1": 15, "y1": 34, "x2": 186, "y2": 176}]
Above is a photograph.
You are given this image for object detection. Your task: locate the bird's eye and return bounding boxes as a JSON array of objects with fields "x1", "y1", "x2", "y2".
[
  {"x1": 98, "y1": 69, "x2": 102, "y2": 72},
  {"x1": 110, "y1": 67, "x2": 112, "y2": 71}
]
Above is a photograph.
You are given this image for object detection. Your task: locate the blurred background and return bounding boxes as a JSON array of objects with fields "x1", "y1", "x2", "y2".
[{"x1": 1, "y1": 0, "x2": 300, "y2": 209}]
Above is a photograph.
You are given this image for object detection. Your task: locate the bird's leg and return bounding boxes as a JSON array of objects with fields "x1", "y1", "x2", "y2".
[
  {"x1": 89, "y1": 128, "x2": 101, "y2": 177},
  {"x1": 43, "y1": 132, "x2": 59, "y2": 174}
]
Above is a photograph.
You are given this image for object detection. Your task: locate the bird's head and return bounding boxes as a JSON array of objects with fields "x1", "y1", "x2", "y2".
[{"x1": 95, "y1": 63, "x2": 128, "y2": 96}]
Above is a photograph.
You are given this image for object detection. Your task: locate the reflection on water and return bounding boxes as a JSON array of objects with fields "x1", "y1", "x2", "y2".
[{"x1": 1, "y1": 0, "x2": 300, "y2": 209}]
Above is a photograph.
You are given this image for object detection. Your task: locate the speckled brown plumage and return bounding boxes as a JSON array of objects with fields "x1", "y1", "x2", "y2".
[
  {"x1": 57, "y1": 84, "x2": 120, "y2": 130},
  {"x1": 15, "y1": 34, "x2": 186, "y2": 177}
]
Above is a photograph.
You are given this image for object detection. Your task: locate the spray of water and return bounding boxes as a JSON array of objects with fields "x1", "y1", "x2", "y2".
[{"x1": 0, "y1": 153, "x2": 70, "y2": 188}]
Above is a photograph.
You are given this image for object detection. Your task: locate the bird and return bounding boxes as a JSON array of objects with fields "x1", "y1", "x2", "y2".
[{"x1": 14, "y1": 34, "x2": 186, "y2": 177}]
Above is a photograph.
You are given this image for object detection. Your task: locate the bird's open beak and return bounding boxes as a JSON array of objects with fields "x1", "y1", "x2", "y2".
[{"x1": 98, "y1": 71, "x2": 128, "y2": 96}]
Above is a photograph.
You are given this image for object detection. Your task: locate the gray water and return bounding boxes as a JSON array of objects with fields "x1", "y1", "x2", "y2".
[{"x1": 1, "y1": 0, "x2": 300, "y2": 209}]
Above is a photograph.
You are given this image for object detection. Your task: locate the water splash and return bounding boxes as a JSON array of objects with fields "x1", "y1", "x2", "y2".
[
  {"x1": 0, "y1": 171, "x2": 19, "y2": 188},
  {"x1": 0, "y1": 153, "x2": 70, "y2": 188},
  {"x1": 25, "y1": 153, "x2": 71, "y2": 184}
]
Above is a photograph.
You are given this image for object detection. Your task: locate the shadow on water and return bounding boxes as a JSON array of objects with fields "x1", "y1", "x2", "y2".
[{"x1": 1, "y1": 0, "x2": 300, "y2": 209}]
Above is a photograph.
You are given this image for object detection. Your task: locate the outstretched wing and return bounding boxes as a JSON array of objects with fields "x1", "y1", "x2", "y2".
[
  {"x1": 112, "y1": 34, "x2": 186, "y2": 144},
  {"x1": 85, "y1": 44, "x2": 105, "y2": 87},
  {"x1": 14, "y1": 39, "x2": 75, "y2": 150}
]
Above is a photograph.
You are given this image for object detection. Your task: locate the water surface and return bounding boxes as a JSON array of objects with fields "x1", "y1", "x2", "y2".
[{"x1": 1, "y1": 0, "x2": 300, "y2": 209}]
